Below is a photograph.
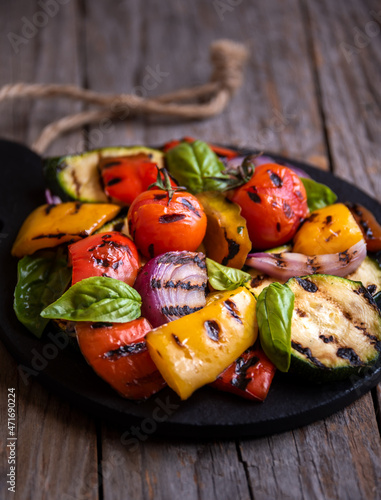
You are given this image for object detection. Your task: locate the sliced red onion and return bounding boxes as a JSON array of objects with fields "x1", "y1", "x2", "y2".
[
  {"x1": 134, "y1": 251, "x2": 207, "y2": 328},
  {"x1": 224, "y1": 156, "x2": 246, "y2": 171},
  {"x1": 245, "y1": 240, "x2": 367, "y2": 280},
  {"x1": 45, "y1": 189, "x2": 62, "y2": 205}
]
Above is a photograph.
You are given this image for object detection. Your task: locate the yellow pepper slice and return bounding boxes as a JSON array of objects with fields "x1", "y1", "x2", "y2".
[
  {"x1": 12, "y1": 202, "x2": 120, "y2": 257},
  {"x1": 146, "y1": 287, "x2": 257, "y2": 400},
  {"x1": 293, "y1": 203, "x2": 364, "y2": 255},
  {"x1": 196, "y1": 192, "x2": 252, "y2": 269}
]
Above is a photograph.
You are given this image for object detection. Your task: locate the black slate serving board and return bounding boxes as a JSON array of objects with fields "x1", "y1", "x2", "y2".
[{"x1": 0, "y1": 138, "x2": 380, "y2": 440}]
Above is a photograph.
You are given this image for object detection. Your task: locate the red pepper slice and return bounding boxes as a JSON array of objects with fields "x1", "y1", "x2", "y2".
[
  {"x1": 162, "y1": 137, "x2": 239, "y2": 159},
  {"x1": 100, "y1": 154, "x2": 174, "y2": 205},
  {"x1": 211, "y1": 345, "x2": 276, "y2": 401},
  {"x1": 76, "y1": 318, "x2": 166, "y2": 399},
  {"x1": 346, "y1": 202, "x2": 381, "y2": 253},
  {"x1": 69, "y1": 231, "x2": 140, "y2": 286}
]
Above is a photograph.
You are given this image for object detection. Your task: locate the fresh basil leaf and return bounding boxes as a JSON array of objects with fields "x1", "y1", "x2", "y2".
[
  {"x1": 301, "y1": 177, "x2": 337, "y2": 212},
  {"x1": 41, "y1": 276, "x2": 141, "y2": 323},
  {"x1": 256, "y1": 282, "x2": 294, "y2": 372},
  {"x1": 206, "y1": 258, "x2": 251, "y2": 291},
  {"x1": 14, "y1": 250, "x2": 72, "y2": 338},
  {"x1": 166, "y1": 140, "x2": 229, "y2": 193}
]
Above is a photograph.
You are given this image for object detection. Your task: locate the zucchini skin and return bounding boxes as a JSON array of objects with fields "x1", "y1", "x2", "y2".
[
  {"x1": 43, "y1": 146, "x2": 164, "y2": 203},
  {"x1": 287, "y1": 274, "x2": 381, "y2": 382},
  {"x1": 43, "y1": 156, "x2": 72, "y2": 201}
]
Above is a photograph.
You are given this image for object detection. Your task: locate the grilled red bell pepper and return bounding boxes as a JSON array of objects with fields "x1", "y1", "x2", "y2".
[
  {"x1": 346, "y1": 202, "x2": 381, "y2": 253},
  {"x1": 69, "y1": 231, "x2": 140, "y2": 286},
  {"x1": 76, "y1": 318, "x2": 166, "y2": 399},
  {"x1": 211, "y1": 345, "x2": 276, "y2": 401},
  {"x1": 162, "y1": 137, "x2": 239, "y2": 159},
  {"x1": 100, "y1": 154, "x2": 175, "y2": 205}
]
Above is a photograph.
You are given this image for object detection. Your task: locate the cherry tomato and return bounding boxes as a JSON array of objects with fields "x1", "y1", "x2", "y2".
[
  {"x1": 127, "y1": 189, "x2": 207, "y2": 258},
  {"x1": 211, "y1": 345, "x2": 276, "y2": 401},
  {"x1": 76, "y1": 318, "x2": 166, "y2": 399},
  {"x1": 231, "y1": 163, "x2": 308, "y2": 250},
  {"x1": 69, "y1": 231, "x2": 140, "y2": 285},
  {"x1": 100, "y1": 154, "x2": 176, "y2": 205}
]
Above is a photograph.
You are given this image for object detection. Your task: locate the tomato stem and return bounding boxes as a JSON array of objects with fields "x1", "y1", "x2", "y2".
[{"x1": 148, "y1": 167, "x2": 187, "y2": 204}]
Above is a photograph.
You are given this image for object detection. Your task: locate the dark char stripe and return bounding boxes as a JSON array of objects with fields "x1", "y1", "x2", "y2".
[
  {"x1": 161, "y1": 305, "x2": 203, "y2": 317},
  {"x1": 224, "y1": 299, "x2": 242, "y2": 324},
  {"x1": 106, "y1": 177, "x2": 123, "y2": 186},
  {"x1": 291, "y1": 341, "x2": 326, "y2": 368},
  {"x1": 102, "y1": 341, "x2": 147, "y2": 360},
  {"x1": 204, "y1": 320, "x2": 220, "y2": 342},
  {"x1": 336, "y1": 347, "x2": 363, "y2": 366},
  {"x1": 181, "y1": 198, "x2": 201, "y2": 217},
  {"x1": 231, "y1": 354, "x2": 260, "y2": 391},
  {"x1": 159, "y1": 213, "x2": 186, "y2": 224}
]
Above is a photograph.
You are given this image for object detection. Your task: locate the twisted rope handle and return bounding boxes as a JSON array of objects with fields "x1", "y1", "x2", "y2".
[{"x1": 0, "y1": 40, "x2": 248, "y2": 154}]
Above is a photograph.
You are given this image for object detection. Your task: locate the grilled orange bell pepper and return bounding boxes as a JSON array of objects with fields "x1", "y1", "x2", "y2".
[
  {"x1": 12, "y1": 202, "x2": 120, "y2": 258},
  {"x1": 293, "y1": 203, "x2": 364, "y2": 255},
  {"x1": 197, "y1": 192, "x2": 252, "y2": 269},
  {"x1": 146, "y1": 287, "x2": 257, "y2": 400}
]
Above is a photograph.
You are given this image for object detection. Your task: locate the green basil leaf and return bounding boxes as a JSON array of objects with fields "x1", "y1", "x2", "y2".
[
  {"x1": 14, "y1": 250, "x2": 72, "y2": 338},
  {"x1": 206, "y1": 258, "x2": 251, "y2": 291},
  {"x1": 301, "y1": 177, "x2": 337, "y2": 212},
  {"x1": 256, "y1": 282, "x2": 294, "y2": 372},
  {"x1": 41, "y1": 276, "x2": 141, "y2": 323},
  {"x1": 165, "y1": 140, "x2": 229, "y2": 193}
]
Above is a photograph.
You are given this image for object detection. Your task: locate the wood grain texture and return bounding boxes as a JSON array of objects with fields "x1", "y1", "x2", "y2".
[
  {"x1": 80, "y1": 1, "x2": 381, "y2": 499},
  {"x1": 241, "y1": 395, "x2": 381, "y2": 500},
  {"x1": 0, "y1": 1, "x2": 98, "y2": 499},
  {"x1": 100, "y1": 428, "x2": 251, "y2": 500},
  {"x1": 304, "y1": 0, "x2": 381, "y2": 196},
  {"x1": 0, "y1": 0, "x2": 381, "y2": 499}
]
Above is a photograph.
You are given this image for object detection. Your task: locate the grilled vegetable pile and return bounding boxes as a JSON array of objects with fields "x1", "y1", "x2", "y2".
[{"x1": 12, "y1": 138, "x2": 381, "y2": 402}]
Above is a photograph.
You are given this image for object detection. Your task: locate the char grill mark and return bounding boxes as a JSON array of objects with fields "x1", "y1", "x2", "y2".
[
  {"x1": 158, "y1": 213, "x2": 186, "y2": 224},
  {"x1": 161, "y1": 305, "x2": 203, "y2": 318},
  {"x1": 291, "y1": 341, "x2": 326, "y2": 368},
  {"x1": 102, "y1": 341, "x2": 147, "y2": 360},
  {"x1": 224, "y1": 299, "x2": 242, "y2": 323},
  {"x1": 204, "y1": 320, "x2": 221, "y2": 342}
]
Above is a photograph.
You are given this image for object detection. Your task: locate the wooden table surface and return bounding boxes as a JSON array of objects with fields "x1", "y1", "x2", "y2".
[{"x1": 1, "y1": 1, "x2": 381, "y2": 498}]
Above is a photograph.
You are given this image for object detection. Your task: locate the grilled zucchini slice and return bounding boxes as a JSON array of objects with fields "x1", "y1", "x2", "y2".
[
  {"x1": 287, "y1": 274, "x2": 381, "y2": 381},
  {"x1": 43, "y1": 146, "x2": 164, "y2": 203},
  {"x1": 345, "y1": 255, "x2": 381, "y2": 295}
]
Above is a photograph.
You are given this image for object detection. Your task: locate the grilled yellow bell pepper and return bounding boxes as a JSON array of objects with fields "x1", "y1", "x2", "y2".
[
  {"x1": 12, "y1": 202, "x2": 120, "y2": 258},
  {"x1": 146, "y1": 287, "x2": 257, "y2": 400},
  {"x1": 196, "y1": 192, "x2": 251, "y2": 269},
  {"x1": 293, "y1": 203, "x2": 364, "y2": 255}
]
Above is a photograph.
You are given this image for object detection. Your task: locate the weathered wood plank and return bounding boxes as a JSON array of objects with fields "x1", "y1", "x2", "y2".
[
  {"x1": 81, "y1": 1, "x2": 381, "y2": 499},
  {"x1": 304, "y1": 0, "x2": 381, "y2": 459},
  {"x1": 1, "y1": 0, "x2": 380, "y2": 499},
  {"x1": 100, "y1": 428, "x2": 251, "y2": 500},
  {"x1": 0, "y1": 1, "x2": 99, "y2": 499},
  {"x1": 241, "y1": 395, "x2": 381, "y2": 500},
  {"x1": 304, "y1": 0, "x2": 381, "y2": 197}
]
